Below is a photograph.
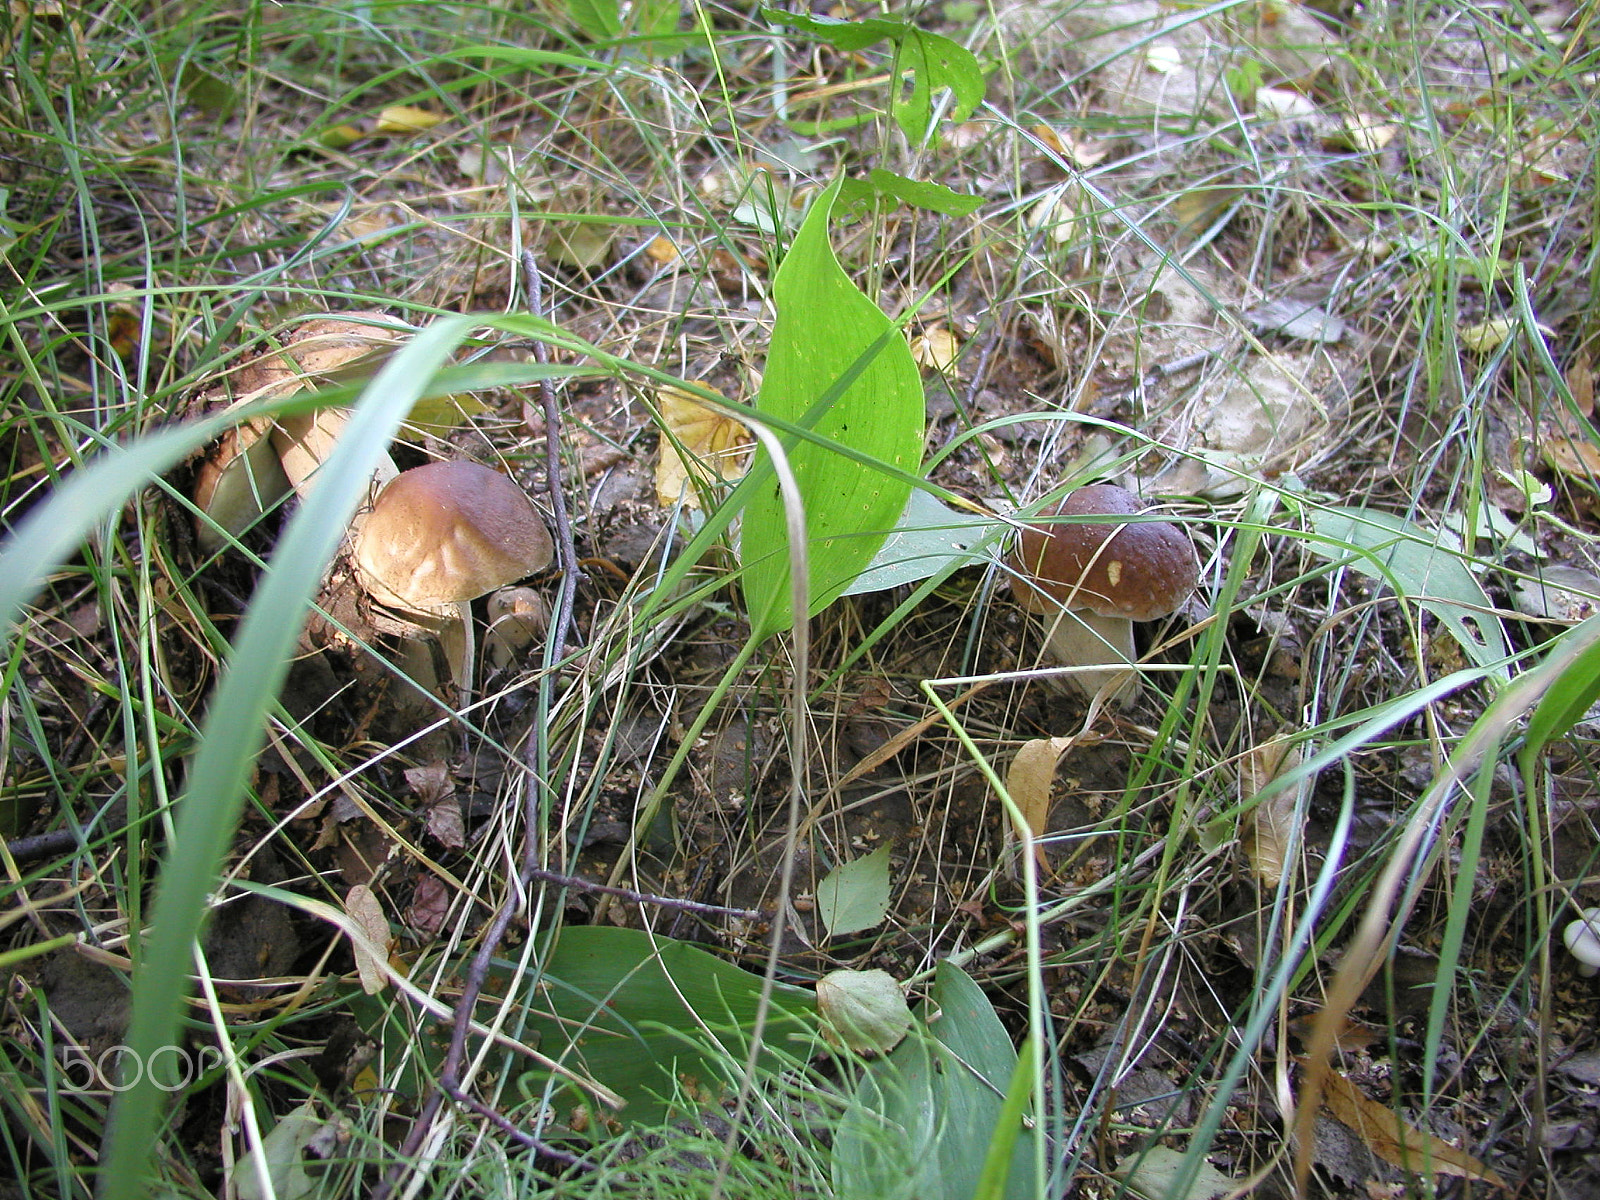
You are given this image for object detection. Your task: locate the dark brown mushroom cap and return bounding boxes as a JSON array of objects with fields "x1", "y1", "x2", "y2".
[
  {"x1": 353, "y1": 460, "x2": 552, "y2": 611},
  {"x1": 1009, "y1": 484, "x2": 1197, "y2": 621}
]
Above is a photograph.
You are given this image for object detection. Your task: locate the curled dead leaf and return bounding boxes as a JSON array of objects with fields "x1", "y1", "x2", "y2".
[
  {"x1": 1241, "y1": 734, "x2": 1302, "y2": 888},
  {"x1": 909, "y1": 327, "x2": 961, "y2": 375},
  {"x1": 1321, "y1": 1069, "x2": 1509, "y2": 1190},
  {"x1": 345, "y1": 885, "x2": 391, "y2": 996},
  {"x1": 1005, "y1": 737, "x2": 1073, "y2": 870},
  {"x1": 653, "y1": 383, "x2": 751, "y2": 508}
]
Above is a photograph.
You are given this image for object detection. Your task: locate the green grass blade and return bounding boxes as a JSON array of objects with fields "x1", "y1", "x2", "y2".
[{"x1": 98, "y1": 315, "x2": 477, "y2": 1200}]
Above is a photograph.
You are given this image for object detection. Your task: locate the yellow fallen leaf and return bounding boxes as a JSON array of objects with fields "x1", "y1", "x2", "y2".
[
  {"x1": 402, "y1": 392, "x2": 490, "y2": 441},
  {"x1": 1241, "y1": 734, "x2": 1302, "y2": 888},
  {"x1": 1323, "y1": 114, "x2": 1398, "y2": 154},
  {"x1": 375, "y1": 105, "x2": 443, "y2": 134},
  {"x1": 910, "y1": 326, "x2": 961, "y2": 375},
  {"x1": 1321, "y1": 1069, "x2": 1509, "y2": 1190},
  {"x1": 1459, "y1": 316, "x2": 1555, "y2": 353},
  {"x1": 1005, "y1": 737, "x2": 1073, "y2": 870},
  {"x1": 1543, "y1": 434, "x2": 1600, "y2": 481},
  {"x1": 644, "y1": 235, "x2": 680, "y2": 266},
  {"x1": 653, "y1": 383, "x2": 751, "y2": 508},
  {"x1": 344, "y1": 884, "x2": 392, "y2": 996},
  {"x1": 547, "y1": 222, "x2": 612, "y2": 271}
]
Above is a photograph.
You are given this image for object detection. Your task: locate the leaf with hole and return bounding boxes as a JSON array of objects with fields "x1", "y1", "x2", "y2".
[
  {"x1": 1305, "y1": 506, "x2": 1508, "y2": 680},
  {"x1": 768, "y1": 11, "x2": 983, "y2": 143},
  {"x1": 841, "y1": 490, "x2": 997, "y2": 596}
]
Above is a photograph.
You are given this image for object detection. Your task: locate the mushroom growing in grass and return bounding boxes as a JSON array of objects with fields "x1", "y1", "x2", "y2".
[
  {"x1": 1009, "y1": 484, "x2": 1198, "y2": 706},
  {"x1": 1564, "y1": 907, "x2": 1600, "y2": 976},
  {"x1": 353, "y1": 460, "x2": 552, "y2": 692}
]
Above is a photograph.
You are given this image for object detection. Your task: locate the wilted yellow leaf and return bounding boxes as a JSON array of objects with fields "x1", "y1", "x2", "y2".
[
  {"x1": 1323, "y1": 113, "x2": 1398, "y2": 154},
  {"x1": 1172, "y1": 186, "x2": 1243, "y2": 235},
  {"x1": 644, "y1": 235, "x2": 680, "y2": 266},
  {"x1": 547, "y1": 222, "x2": 611, "y2": 271},
  {"x1": 345, "y1": 884, "x2": 391, "y2": 996},
  {"x1": 910, "y1": 327, "x2": 961, "y2": 376},
  {"x1": 1241, "y1": 734, "x2": 1302, "y2": 887},
  {"x1": 1030, "y1": 124, "x2": 1111, "y2": 168},
  {"x1": 653, "y1": 383, "x2": 751, "y2": 508},
  {"x1": 1005, "y1": 737, "x2": 1073, "y2": 870},
  {"x1": 1322, "y1": 1069, "x2": 1509, "y2": 1190},
  {"x1": 375, "y1": 105, "x2": 443, "y2": 134},
  {"x1": 1459, "y1": 316, "x2": 1555, "y2": 353},
  {"x1": 402, "y1": 392, "x2": 490, "y2": 441}
]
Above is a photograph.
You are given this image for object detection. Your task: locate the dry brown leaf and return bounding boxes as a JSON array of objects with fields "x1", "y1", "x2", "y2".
[
  {"x1": 1030, "y1": 123, "x2": 1111, "y2": 168},
  {"x1": 653, "y1": 383, "x2": 751, "y2": 508},
  {"x1": 1566, "y1": 353, "x2": 1593, "y2": 419},
  {"x1": 1542, "y1": 435, "x2": 1600, "y2": 481},
  {"x1": 1006, "y1": 737, "x2": 1073, "y2": 870},
  {"x1": 1241, "y1": 734, "x2": 1302, "y2": 888},
  {"x1": 344, "y1": 885, "x2": 391, "y2": 996},
  {"x1": 1321, "y1": 1069, "x2": 1509, "y2": 1190}
]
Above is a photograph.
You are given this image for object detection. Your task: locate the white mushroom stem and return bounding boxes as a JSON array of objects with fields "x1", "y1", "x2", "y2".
[
  {"x1": 1041, "y1": 609, "x2": 1138, "y2": 706},
  {"x1": 434, "y1": 602, "x2": 476, "y2": 698}
]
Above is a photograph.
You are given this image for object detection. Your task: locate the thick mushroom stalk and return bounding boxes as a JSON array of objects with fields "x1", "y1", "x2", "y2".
[
  {"x1": 352, "y1": 460, "x2": 553, "y2": 694},
  {"x1": 1010, "y1": 484, "x2": 1198, "y2": 706}
]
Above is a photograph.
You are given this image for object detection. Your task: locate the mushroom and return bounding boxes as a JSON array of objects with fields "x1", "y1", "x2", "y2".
[
  {"x1": 1564, "y1": 907, "x2": 1600, "y2": 976},
  {"x1": 1009, "y1": 484, "x2": 1198, "y2": 705},
  {"x1": 352, "y1": 460, "x2": 552, "y2": 692}
]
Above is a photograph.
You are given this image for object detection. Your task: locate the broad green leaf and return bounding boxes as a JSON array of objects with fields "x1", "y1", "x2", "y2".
[
  {"x1": 517, "y1": 927, "x2": 818, "y2": 1125},
  {"x1": 816, "y1": 842, "x2": 894, "y2": 936},
  {"x1": 232, "y1": 1103, "x2": 323, "y2": 1200},
  {"x1": 567, "y1": 0, "x2": 620, "y2": 38},
  {"x1": 842, "y1": 489, "x2": 997, "y2": 596},
  {"x1": 834, "y1": 963, "x2": 1036, "y2": 1200},
  {"x1": 1117, "y1": 1144, "x2": 1239, "y2": 1200},
  {"x1": 1305, "y1": 506, "x2": 1509, "y2": 679},
  {"x1": 739, "y1": 178, "x2": 925, "y2": 637},
  {"x1": 838, "y1": 169, "x2": 984, "y2": 218},
  {"x1": 1519, "y1": 614, "x2": 1600, "y2": 769},
  {"x1": 817, "y1": 968, "x2": 912, "y2": 1055},
  {"x1": 768, "y1": 11, "x2": 984, "y2": 143}
]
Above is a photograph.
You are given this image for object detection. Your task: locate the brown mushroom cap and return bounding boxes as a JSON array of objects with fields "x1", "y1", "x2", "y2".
[
  {"x1": 1009, "y1": 484, "x2": 1197, "y2": 621},
  {"x1": 353, "y1": 461, "x2": 552, "y2": 612}
]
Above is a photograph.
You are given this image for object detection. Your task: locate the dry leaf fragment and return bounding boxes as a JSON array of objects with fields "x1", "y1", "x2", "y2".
[
  {"x1": 375, "y1": 105, "x2": 443, "y2": 134},
  {"x1": 1324, "y1": 114, "x2": 1398, "y2": 154},
  {"x1": 1321, "y1": 1069, "x2": 1509, "y2": 1190},
  {"x1": 1241, "y1": 734, "x2": 1302, "y2": 887},
  {"x1": 644, "y1": 235, "x2": 680, "y2": 267},
  {"x1": 345, "y1": 885, "x2": 391, "y2": 995},
  {"x1": 1005, "y1": 737, "x2": 1073, "y2": 870},
  {"x1": 1030, "y1": 124, "x2": 1111, "y2": 168},
  {"x1": 653, "y1": 383, "x2": 751, "y2": 508},
  {"x1": 1542, "y1": 435, "x2": 1600, "y2": 482},
  {"x1": 909, "y1": 327, "x2": 962, "y2": 375},
  {"x1": 1459, "y1": 316, "x2": 1555, "y2": 353}
]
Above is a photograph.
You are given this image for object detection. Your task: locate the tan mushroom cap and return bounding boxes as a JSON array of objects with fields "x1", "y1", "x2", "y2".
[
  {"x1": 354, "y1": 460, "x2": 553, "y2": 612},
  {"x1": 1009, "y1": 484, "x2": 1197, "y2": 621}
]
